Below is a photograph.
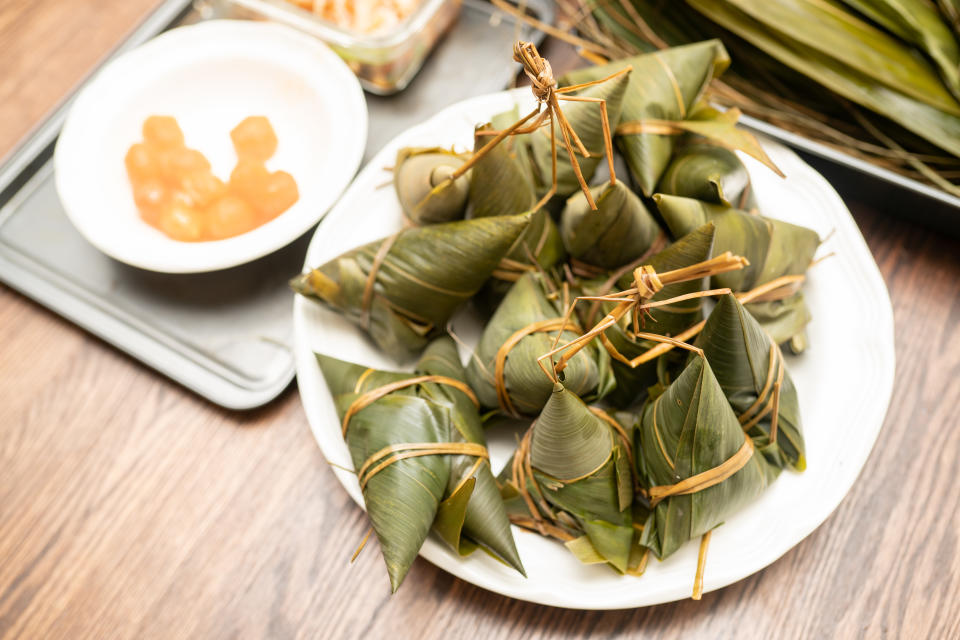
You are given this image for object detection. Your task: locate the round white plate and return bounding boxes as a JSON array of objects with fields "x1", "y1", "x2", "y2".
[
  {"x1": 55, "y1": 20, "x2": 367, "y2": 274},
  {"x1": 292, "y1": 89, "x2": 895, "y2": 608}
]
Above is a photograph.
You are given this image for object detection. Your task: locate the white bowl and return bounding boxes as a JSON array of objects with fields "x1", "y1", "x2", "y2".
[{"x1": 55, "y1": 20, "x2": 367, "y2": 273}]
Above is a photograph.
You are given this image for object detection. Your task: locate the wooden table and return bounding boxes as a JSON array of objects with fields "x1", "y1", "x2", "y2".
[{"x1": 1, "y1": 2, "x2": 958, "y2": 638}]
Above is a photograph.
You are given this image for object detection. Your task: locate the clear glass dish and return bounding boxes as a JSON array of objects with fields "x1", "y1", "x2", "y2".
[{"x1": 205, "y1": 0, "x2": 462, "y2": 94}]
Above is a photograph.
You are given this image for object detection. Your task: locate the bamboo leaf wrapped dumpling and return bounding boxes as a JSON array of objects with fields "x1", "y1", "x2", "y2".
[
  {"x1": 468, "y1": 109, "x2": 538, "y2": 220},
  {"x1": 530, "y1": 71, "x2": 631, "y2": 197},
  {"x1": 467, "y1": 272, "x2": 614, "y2": 416},
  {"x1": 654, "y1": 193, "x2": 820, "y2": 344},
  {"x1": 499, "y1": 384, "x2": 639, "y2": 573},
  {"x1": 291, "y1": 213, "x2": 532, "y2": 360},
  {"x1": 468, "y1": 111, "x2": 565, "y2": 306},
  {"x1": 588, "y1": 223, "x2": 717, "y2": 407},
  {"x1": 317, "y1": 336, "x2": 524, "y2": 591},
  {"x1": 560, "y1": 180, "x2": 662, "y2": 271},
  {"x1": 654, "y1": 194, "x2": 820, "y2": 292},
  {"x1": 393, "y1": 147, "x2": 471, "y2": 225},
  {"x1": 636, "y1": 354, "x2": 780, "y2": 560},
  {"x1": 559, "y1": 41, "x2": 730, "y2": 196},
  {"x1": 695, "y1": 293, "x2": 805, "y2": 471},
  {"x1": 657, "y1": 140, "x2": 752, "y2": 208}
]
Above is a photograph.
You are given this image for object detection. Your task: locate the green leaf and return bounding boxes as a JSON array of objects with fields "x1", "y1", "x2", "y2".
[
  {"x1": 695, "y1": 294, "x2": 806, "y2": 470},
  {"x1": 292, "y1": 212, "x2": 532, "y2": 360},
  {"x1": 530, "y1": 72, "x2": 631, "y2": 197},
  {"x1": 560, "y1": 180, "x2": 662, "y2": 269},
  {"x1": 637, "y1": 355, "x2": 780, "y2": 558},
  {"x1": 394, "y1": 147, "x2": 470, "y2": 225},
  {"x1": 560, "y1": 40, "x2": 731, "y2": 195},
  {"x1": 467, "y1": 273, "x2": 612, "y2": 415},
  {"x1": 687, "y1": 0, "x2": 960, "y2": 157}
]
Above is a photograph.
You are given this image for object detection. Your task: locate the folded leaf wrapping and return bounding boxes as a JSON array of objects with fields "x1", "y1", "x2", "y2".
[
  {"x1": 654, "y1": 193, "x2": 819, "y2": 344},
  {"x1": 589, "y1": 223, "x2": 717, "y2": 407},
  {"x1": 559, "y1": 41, "x2": 731, "y2": 196},
  {"x1": 636, "y1": 355, "x2": 780, "y2": 559},
  {"x1": 657, "y1": 140, "x2": 751, "y2": 207},
  {"x1": 560, "y1": 180, "x2": 661, "y2": 270},
  {"x1": 393, "y1": 147, "x2": 470, "y2": 225},
  {"x1": 467, "y1": 272, "x2": 614, "y2": 416},
  {"x1": 695, "y1": 293, "x2": 805, "y2": 471},
  {"x1": 291, "y1": 213, "x2": 532, "y2": 360},
  {"x1": 530, "y1": 72, "x2": 631, "y2": 197},
  {"x1": 469, "y1": 109, "x2": 566, "y2": 308},
  {"x1": 499, "y1": 384, "x2": 638, "y2": 572},
  {"x1": 317, "y1": 336, "x2": 523, "y2": 592}
]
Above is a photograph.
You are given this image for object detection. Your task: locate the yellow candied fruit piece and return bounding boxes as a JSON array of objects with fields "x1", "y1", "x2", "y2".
[
  {"x1": 125, "y1": 143, "x2": 160, "y2": 180},
  {"x1": 249, "y1": 170, "x2": 299, "y2": 220},
  {"x1": 206, "y1": 195, "x2": 258, "y2": 240},
  {"x1": 159, "y1": 197, "x2": 204, "y2": 242},
  {"x1": 142, "y1": 115, "x2": 185, "y2": 149},
  {"x1": 228, "y1": 159, "x2": 271, "y2": 201},
  {"x1": 131, "y1": 177, "x2": 168, "y2": 226},
  {"x1": 159, "y1": 148, "x2": 212, "y2": 184},
  {"x1": 230, "y1": 116, "x2": 278, "y2": 162},
  {"x1": 181, "y1": 169, "x2": 226, "y2": 208}
]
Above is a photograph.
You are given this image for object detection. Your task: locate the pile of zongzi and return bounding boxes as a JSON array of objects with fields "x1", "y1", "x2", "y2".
[{"x1": 293, "y1": 39, "x2": 823, "y2": 599}]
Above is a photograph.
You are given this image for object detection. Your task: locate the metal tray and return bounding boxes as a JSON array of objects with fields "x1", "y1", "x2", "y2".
[
  {"x1": 0, "y1": 0, "x2": 552, "y2": 410},
  {"x1": 738, "y1": 115, "x2": 960, "y2": 237}
]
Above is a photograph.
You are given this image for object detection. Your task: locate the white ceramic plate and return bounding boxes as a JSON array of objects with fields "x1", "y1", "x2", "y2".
[
  {"x1": 293, "y1": 89, "x2": 895, "y2": 608},
  {"x1": 55, "y1": 20, "x2": 366, "y2": 274}
]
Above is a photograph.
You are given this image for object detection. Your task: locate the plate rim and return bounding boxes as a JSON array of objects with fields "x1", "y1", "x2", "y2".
[{"x1": 292, "y1": 88, "x2": 896, "y2": 608}]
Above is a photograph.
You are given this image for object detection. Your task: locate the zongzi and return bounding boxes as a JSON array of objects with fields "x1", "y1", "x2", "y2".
[
  {"x1": 394, "y1": 147, "x2": 471, "y2": 225},
  {"x1": 292, "y1": 212, "x2": 532, "y2": 360},
  {"x1": 467, "y1": 272, "x2": 614, "y2": 416},
  {"x1": 317, "y1": 336, "x2": 524, "y2": 591}
]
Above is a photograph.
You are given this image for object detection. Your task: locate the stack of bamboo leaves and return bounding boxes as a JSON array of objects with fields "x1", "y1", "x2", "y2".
[
  {"x1": 292, "y1": 39, "x2": 821, "y2": 598},
  {"x1": 560, "y1": 0, "x2": 960, "y2": 196}
]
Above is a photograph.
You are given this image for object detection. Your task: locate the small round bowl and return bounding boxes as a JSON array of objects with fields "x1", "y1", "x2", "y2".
[{"x1": 55, "y1": 20, "x2": 367, "y2": 273}]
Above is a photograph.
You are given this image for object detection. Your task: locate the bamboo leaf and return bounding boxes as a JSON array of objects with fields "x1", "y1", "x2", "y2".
[
  {"x1": 838, "y1": 0, "x2": 960, "y2": 101},
  {"x1": 637, "y1": 356, "x2": 780, "y2": 558},
  {"x1": 560, "y1": 180, "x2": 662, "y2": 269},
  {"x1": 292, "y1": 212, "x2": 532, "y2": 360},
  {"x1": 560, "y1": 41, "x2": 730, "y2": 195},
  {"x1": 687, "y1": 0, "x2": 960, "y2": 157}
]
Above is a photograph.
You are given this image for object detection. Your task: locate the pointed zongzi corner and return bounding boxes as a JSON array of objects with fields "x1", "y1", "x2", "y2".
[
  {"x1": 527, "y1": 384, "x2": 635, "y2": 572},
  {"x1": 560, "y1": 180, "x2": 661, "y2": 271},
  {"x1": 654, "y1": 193, "x2": 819, "y2": 345},
  {"x1": 393, "y1": 147, "x2": 470, "y2": 225},
  {"x1": 560, "y1": 40, "x2": 730, "y2": 196},
  {"x1": 530, "y1": 71, "x2": 630, "y2": 198},
  {"x1": 695, "y1": 294, "x2": 805, "y2": 471},
  {"x1": 315, "y1": 339, "x2": 523, "y2": 591},
  {"x1": 291, "y1": 212, "x2": 532, "y2": 361},
  {"x1": 657, "y1": 141, "x2": 751, "y2": 208},
  {"x1": 592, "y1": 223, "x2": 717, "y2": 407},
  {"x1": 466, "y1": 272, "x2": 614, "y2": 416},
  {"x1": 413, "y1": 337, "x2": 525, "y2": 575},
  {"x1": 636, "y1": 355, "x2": 780, "y2": 560},
  {"x1": 468, "y1": 109, "x2": 538, "y2": 220}
]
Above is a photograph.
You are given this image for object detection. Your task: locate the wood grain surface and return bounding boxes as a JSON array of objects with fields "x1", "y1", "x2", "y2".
[{"x1": 1, "y1": 1, "x2": 959, "y2": 638}]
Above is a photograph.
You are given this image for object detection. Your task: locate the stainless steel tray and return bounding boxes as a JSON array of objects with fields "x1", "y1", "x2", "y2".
[
  {"x1": 739, "y1": 116, "x2": 960, "y2": 237},
  {"x1": 0, "y1": 0, "x2": 552, "y2": 410}
]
